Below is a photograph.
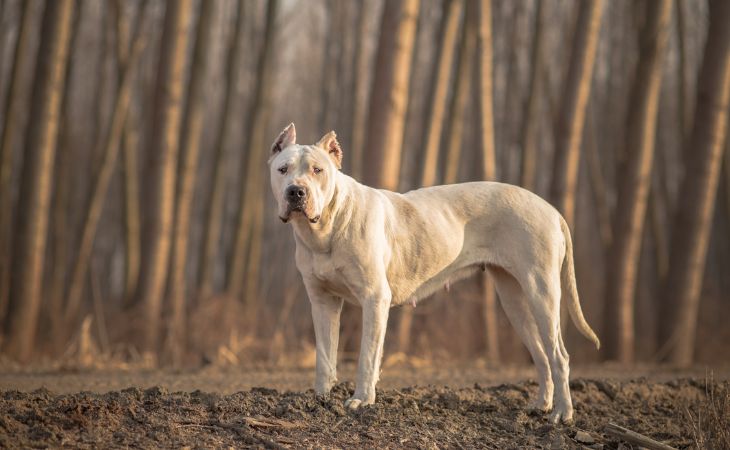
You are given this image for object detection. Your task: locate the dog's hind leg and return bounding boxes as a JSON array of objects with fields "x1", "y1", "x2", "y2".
[
  {"x1": 489, "y1": 267, "x2": 553, "y2": 412},
  {"x1": 523, "y1": 271, "x2": 573, "y2": 424}
]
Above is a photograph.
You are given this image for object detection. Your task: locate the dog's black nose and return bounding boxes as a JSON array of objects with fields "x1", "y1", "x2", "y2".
[{"x1": 286, "y1": 185, "x2": 307, "y2": 202}]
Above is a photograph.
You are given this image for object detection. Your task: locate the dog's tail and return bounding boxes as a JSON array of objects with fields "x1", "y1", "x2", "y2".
[{"x1": 559, "y1": 216, "x2": 600, "y2": 349}]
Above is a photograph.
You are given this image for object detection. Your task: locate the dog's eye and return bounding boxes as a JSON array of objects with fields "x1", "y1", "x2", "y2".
[
  {"x1": 278, "y1": 166, "x2": 287, "y2": 174},
  {"x1": 313, "y1": 167, "x2": 323, "y2": 174}
]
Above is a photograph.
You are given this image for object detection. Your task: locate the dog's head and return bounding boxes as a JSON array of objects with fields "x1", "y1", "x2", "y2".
[{"x1": 268, "y1": 123, "x2": 343, "y2": 224}]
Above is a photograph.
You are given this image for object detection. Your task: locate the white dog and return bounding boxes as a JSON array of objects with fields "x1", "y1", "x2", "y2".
[{"x1": 268, "y1": 123, "x2": 600, "y2": 423}]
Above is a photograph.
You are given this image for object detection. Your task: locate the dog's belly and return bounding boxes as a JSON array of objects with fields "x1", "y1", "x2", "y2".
[{"x1": 388, "y1": 249, "x2": 490, "y2": 306}]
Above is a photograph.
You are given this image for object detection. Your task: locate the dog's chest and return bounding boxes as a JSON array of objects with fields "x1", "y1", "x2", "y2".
[
  {"x1": 310, "y1": 253, "x2": 338, "y2": 279},
  {"x1": 305, "y1": 252, "x2": 354, "y2": 299}
]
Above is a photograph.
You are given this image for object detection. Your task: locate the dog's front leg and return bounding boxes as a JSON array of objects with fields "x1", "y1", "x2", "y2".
[
  {"x1": 345, "y1": 292, "x2": 391, "y2": 410},
  {"x1": 309, "y1": 294, "x2": 344, "y2": 395}
]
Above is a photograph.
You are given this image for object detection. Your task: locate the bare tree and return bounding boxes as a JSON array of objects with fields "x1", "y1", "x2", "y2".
[
  {"x1": 3, "y1": 0, "x2": 75, "y2": 361},
  {"x1": 398, "y1": 0, "x2": 467, "y2": 354},
  {"x1": 318, "y1": 0, "x2": 346, "y2": 133},
  {"x1": 167, "y1": 0, "x2": 216, "y2": 365},
  {"x1": 112, "y1": 0, "x2": 146, "y2": 308},
  {"x1": 675, "y1": 0, "x2": 691, "y2": 147},
  {"x1": 47, "y1": 1, "x2": 83, "y2": 346},
  {"x1": 476, "y1": 0, "x2": 500, "y2": 363},
  {"x1": 659, "y1": 0, "x2": 730, "y2": 366},
  {"x1": 64, "y1": 3, "x2": 148, "y2": 330},
  {"x1": 122, "y1": 111, "x2": 142, "y2": 305},
  {"x1": 420, "y1": 0, "x2": 463, "y2": 187},
  {"x1": 362, "y1": 0, "x2": 420, "y2": 190},
  {"x1": 198, "y1": 0, "x2": 245, "y2": 300},
  {"x1": 0, "y1": 0, "x2": 36, "y2": 327},
  {"x1": 585, "y1": 106, "x2": 612, "y2": 251},
  {"x1": 602, "y1": 0, "x2": 673, "y2": 363},
  {"x1": 549, "y1": 0, "x2": 604, "y2": 229},
  {"x1": 349, "y1": 0, "x2": 372, "y2": 181},
  {"x1": 443, "y1": 10, "x2": 475, "y2": 186},
  {"x1": 725, "y1": 121, "x2": 730, "y2": 228},
  {"x1": 476, "y1": 0, "x2": 496, "y2": 185},
  {"x1": 359, "y1": 0, "x2": 420, "y2": 353},
  {"x1": 519, "y1": 0, "x2": 546, "y2": 192},
  {"x1": 138, "y1": 0, "x2": 193, "y2": 352},
  {"x1": 227, "y1": 0, "x2": 280, "y2": 312}
]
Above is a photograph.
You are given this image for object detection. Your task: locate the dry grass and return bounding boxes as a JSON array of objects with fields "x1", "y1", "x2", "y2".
[
  {"x1": 685, "y1": 374, "x2": 730, "y2": 450},
  {"x1": 57, "y1": 315, "x2": 156, "y2": 371}
]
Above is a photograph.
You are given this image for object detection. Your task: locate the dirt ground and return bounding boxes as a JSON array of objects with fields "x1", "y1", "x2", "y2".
[{"x1": 0, "y1": 364, "x2": 727, "y2": 448}]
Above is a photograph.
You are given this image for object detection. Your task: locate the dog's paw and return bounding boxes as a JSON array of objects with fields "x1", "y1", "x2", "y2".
[
  {"x1": 344, "y1": 394, "x2": 374, "y2": 410},
  {"x1": 527, "y1": 398, "x2": 553, "y2": 413},
  {"x1": 547, "y1": 404, "x2": 573, "y2": 424},
  {"x1": 345, "y1": 397, "x2": 362, "y2": 410}
]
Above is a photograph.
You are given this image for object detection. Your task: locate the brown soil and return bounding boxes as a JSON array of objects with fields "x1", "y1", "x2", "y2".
[{"x1": 0, "y1": 365, "x2": 726, "y2": 448}]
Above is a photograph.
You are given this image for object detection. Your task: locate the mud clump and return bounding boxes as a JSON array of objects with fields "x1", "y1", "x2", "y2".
[{"x1": 0, "y1": 378, "x2": 720, "y2": 448}]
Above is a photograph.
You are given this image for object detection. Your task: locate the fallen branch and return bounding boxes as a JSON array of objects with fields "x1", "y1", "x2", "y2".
[
  {"x1": 243, "y1": 416, "x2": 301, "y2": 429},
  {"x1": 605, "y1": 423, "x2": 677, "y2": 450}
]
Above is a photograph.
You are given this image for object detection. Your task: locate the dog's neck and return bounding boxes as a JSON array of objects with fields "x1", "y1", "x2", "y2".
[{"x1": 290, "y1": 171, "x2": 354, "y2": 253}]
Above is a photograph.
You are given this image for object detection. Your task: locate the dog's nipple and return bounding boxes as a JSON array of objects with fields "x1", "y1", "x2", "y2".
[
  {"x1": 444, "y1": 281, "x2": 450, "y2": 292},
  {"x1": 410, "y1": 298, "x2": 416, "y2": 308}
]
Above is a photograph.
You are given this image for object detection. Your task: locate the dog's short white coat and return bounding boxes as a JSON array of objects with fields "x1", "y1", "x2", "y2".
[{"x1": 268, "y1": 124, "x2": 600, "y2": 423}]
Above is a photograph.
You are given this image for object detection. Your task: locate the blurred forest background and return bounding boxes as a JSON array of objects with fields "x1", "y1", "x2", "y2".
[{"x1": 0, "y1": 0, "x2": 728, "y2": 369}]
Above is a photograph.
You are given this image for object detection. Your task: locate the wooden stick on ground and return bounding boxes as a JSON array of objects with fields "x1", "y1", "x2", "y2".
[{"x1": 605, "y1": 423, "x2": 677, "y2": 450}]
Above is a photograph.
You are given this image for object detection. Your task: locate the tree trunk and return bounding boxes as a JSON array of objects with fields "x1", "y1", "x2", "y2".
[
  {"x1": 585, "y1": 105, "x2": 612, "y2": 252},
  {"x1": 360, "y1": 0, "x2": 420, "y2": 354},
  {"x1": 659, "y1": 0, "x2": 730, "y2": 366},
  {"x1": 602, "y1": 0, "x2": 673, "y2": 363},
  {"x1": 419, "y1": 0, "x2": 463, "y2": 188},
  {"x1": 349, "y1": 0, "x2": 371, "y2": 181},
  {"x1": 138, "y1": 0, "x2": 193, "y2": 352},
  {"x1": 227, "y1": 0, "x2": 279, "y2": 314},
  {"x1": 318, "y1": 0, "x2": 345, "y2": 133},
  {"x1": 675, "y1": 0, "x2": 691, "y2": 148},
  {"x1": 117, "y1": 0, "x2": 144, "y2": 311},
  {"x1": 64, "y1": 7, "x2": 148, "y2": 330},
  {"x1": 519, "y1": 0, "x2": 545, "y2": 192},
  {"x1": 476, "y1": 0, "x2": 496, "y2": 184},
  {"x1": 649, "y1": 166, "x2": 669, "y2": 283},
  {"x1": 398, "y1": 0, "x2": 471, "y2": 355},
  {"x1": 122, "y1": 112, "x2": 141, "y2": 306},
  {"x1": 476, "y1": 0, "x2": 499, "y2": 363},
  {"x1": 198, "y1": 0, "x2": 245, "y2": 301},
  {"x1": 549, "y1": 0, "x2": 604, "y2": 229},
  {"x1": 441, "y1": 3, "x2": 474, "y2": 186},
  {"x1": 724, "y1": 121, "x2": 730, "y2": 230},
  {"x1": 0, "y1": 0, "x2": 35, "y2": 329},
  {"x1": 47, "y1": 2, "x2": 83, "y2": 347},
  {"x1": 3, "y1": 0, "x2": 75, "y2": 361},
  {"x1": 166, "y1": 0, "x2": 216, "y2": 366},
  {"x1": 362, "y1": 0, "x2": 420, "y2": 190}
]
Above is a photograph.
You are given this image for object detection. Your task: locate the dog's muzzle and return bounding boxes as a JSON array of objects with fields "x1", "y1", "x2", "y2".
[
  {"x1": 285, "y1": 184, "x2": 307, "y2": 209},
  {"x1": 280, "y1": 184, "x2": 319, "y2": 223}
]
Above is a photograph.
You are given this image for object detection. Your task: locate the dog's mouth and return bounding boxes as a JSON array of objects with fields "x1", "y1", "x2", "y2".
[{"x1": 279, "y1": 207, "x2": 320, "y2": 224}]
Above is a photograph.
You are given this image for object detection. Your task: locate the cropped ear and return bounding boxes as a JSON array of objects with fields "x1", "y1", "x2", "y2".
[
  {"x1": 316, "y1": 130, "x2": 342, "y2": 169},
  {"x1": 271, "y1": 123, "x2": 296, "y2": 154}
]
